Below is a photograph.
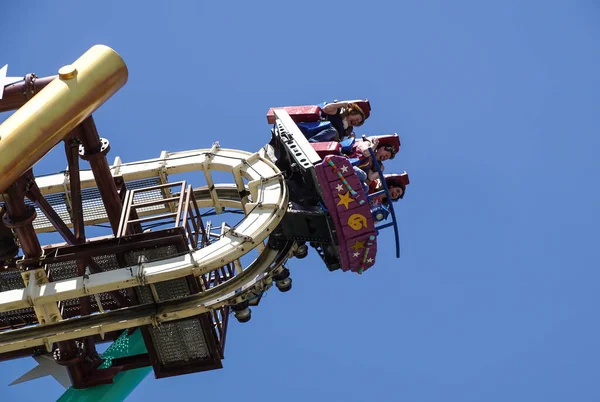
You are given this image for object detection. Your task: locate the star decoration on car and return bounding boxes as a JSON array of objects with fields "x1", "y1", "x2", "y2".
[
  {"x1": 351, "y1": 241, "x2": 365, "y2": 251},
  {"x1": 336, "y1": 191, "x2": 354, "y2": 209},
  {"x1": 336, "y1": 184, "x2": 344, "y2": 192},
  {"x1": 340, "y1": 165, "x2": 349, "y2": 173}
]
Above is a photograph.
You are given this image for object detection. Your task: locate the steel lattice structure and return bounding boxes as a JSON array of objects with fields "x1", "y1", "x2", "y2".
[
  {"x1": 0, "y1": 44, "x2": 403, "y2": 400},
  {"x1": 0, "y1": 46, "x2": 300, "y2": 397}
]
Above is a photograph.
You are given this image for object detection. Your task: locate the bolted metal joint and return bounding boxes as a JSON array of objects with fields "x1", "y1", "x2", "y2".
[
  {"x1": 79, "y1": 137, "x2": 111, "y2": 160},
  {"x1": 23, "y1": 73, "x2": 38, "y2": 100},
  {"x1": 53, "y1": 341, "x2": 86, "y2": 366},
  {"x1": 2, "y1": 204, "x2": 37, "y2": 229}
]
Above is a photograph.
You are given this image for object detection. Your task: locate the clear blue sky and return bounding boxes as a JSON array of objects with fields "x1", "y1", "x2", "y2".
[{"x1": 1, "y1": 1, "x2": 600, "y2": 401}]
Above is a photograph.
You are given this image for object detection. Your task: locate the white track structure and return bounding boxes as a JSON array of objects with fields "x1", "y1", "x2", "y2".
[{"x1": 0, "y1": 143, "x2": 290, "y2": 354}]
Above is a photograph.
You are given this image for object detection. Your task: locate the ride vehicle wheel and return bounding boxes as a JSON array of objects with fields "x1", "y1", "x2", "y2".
[
  {"x1": 276, "y1": 277, "x2": 292, "y2": 292},
  {"x1": 273, "y1": 268, "x2": 290, "y2": 281},
  {"x1": 294, "y1": 243, "x2": 308, "y2": 259},
  {"x1": 232, "y1": 301, "x2": 252, "y2": 323}
]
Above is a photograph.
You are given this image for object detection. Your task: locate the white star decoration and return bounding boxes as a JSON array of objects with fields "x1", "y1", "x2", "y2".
[
  {"x1": 336, "y1": 184, "x2": 344, "y2": 192},
  {"x1": 10, "y1": 354, "x2": 71, "y2": 389},
  {"x1": 367, "y1": 258, "x2": 373, "y2": 263},
  {"x1": 340, "y1": 165, "x2": 349, "y2": 173},
  {"x1": 0, "y1": 64, "x2": 22, "y2": 100},
  {"x1": 353, "y1": 252, "x2": 360, "y2": 257}
]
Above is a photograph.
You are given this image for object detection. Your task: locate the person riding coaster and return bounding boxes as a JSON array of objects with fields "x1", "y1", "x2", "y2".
[
  {"x1": 340, "y1": 133, "x2": 400, "y2": 163},
  {"x1": 296, "y1": 100, "x2": 370, "y2": 143},
  {"x1": 370, "y1": 173, "x2": 409, "y2": 202},
  {"x1": 267, "y1": 108, "x2": 409, "y2": 272},
  {"x1": 307, "y1": 132, "x2": 401, "y2": 195},
  {"x1": 367, "y1": 172, "x2": 410, "y2": 223},
  {"x1": 340, "y1": 135, "x2": 407, "y2": 223},
  {"x1": 340, "y1": 133, "x2": 399, "y2": 191},
  {"x1": 264, "y1": 98, "x2": 371, "y2": 142}
]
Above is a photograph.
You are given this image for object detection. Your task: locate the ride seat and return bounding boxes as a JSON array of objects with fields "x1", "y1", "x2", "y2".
[
  {"x1": 367, "y1": 133, "x2": 400, "y2": 154},
  {"x1": 266, "y1": 105, "x2": 321, "y2": 125},
  {"x1": 354, "y1": 100, "x2": 371, "y2": 120},
  {"x1": 310, "y1": 141, "x2": 341, "y2": 160},
  {"x1": 266, "y1": 100, "x2": 371, "y2": 125}
]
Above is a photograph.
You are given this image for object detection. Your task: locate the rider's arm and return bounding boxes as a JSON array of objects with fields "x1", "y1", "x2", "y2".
[
  {"x1": 321, "y1": 100, "x2": 364, "y2": 115},
  {"x1": 367, "y1": 170, "x2": 380, "y2": 182},
  {"x1": 356, "y1": 139, "x2": 376, "y2": 154}
]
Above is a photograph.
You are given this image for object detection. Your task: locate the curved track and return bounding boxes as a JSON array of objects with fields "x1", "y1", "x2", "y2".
[{"x1": 0, "y1": 147, "x2": 292, "y2": 354}]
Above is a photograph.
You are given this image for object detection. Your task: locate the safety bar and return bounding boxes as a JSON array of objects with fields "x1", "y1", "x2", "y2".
[{"x1": 367, "y1": 148, "x2": 400, "y2": 258}]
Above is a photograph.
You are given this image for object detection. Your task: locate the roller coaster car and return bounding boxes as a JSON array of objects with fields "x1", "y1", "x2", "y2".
[
  {"x1": 310, "y1": 133, "x2": 400, "y2": 160},
  {"x1": 267, "y1": 109, "x2": 400, "y2": 274}
]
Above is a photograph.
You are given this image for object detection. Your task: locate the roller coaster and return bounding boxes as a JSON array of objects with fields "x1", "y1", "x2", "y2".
[{"x1": 0, "y1": 45, "x2": 404, "y2": 400}]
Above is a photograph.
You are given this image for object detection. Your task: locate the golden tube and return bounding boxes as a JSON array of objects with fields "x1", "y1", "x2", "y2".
[{"x1": 0, "y1": 44, "x2": 128, "y2": 193}]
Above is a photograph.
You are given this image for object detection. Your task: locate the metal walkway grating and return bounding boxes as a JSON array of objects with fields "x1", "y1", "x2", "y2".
[
  {"x1": 126, "y1": 248, "x2": 215, "y2": 367},
  {"x1": 0, "y1": 231, "x2": 185, "y2": 328},
  {"x1": 25, "y1": 177, "x2": 168, "y2": 232},
  {"x1": 0, "y1": 229, "x2": 222, "y2": 375},
  {"x1": 149, "y1": 319, "x2": 211, "y2": 365}
]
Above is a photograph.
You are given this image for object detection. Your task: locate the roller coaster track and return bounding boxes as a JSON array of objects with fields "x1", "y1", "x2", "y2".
[
  {"x1": 0, "y1": 146, "x2": 290, "y2": 354},
  {"x1": 0, "y1": 45, "x2": 302, "y2": 397}
]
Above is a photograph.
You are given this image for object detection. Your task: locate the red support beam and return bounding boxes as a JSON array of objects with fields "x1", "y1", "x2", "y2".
[
  {"x1": 65, "y1": 133, "x2": 85, "y2": 242},
  {"x1": 0, "y1": 74, "x2": 56, "y2": 112},
  {"x1": 78, "y1": 116, "x2": 123, "y2": 235},
  {"x1": 64, "y1": 134, "x2": 97, "y2": 365},
  {"x1": 2, "y1": 179, "x2": 41, "y2": 259},
  {"x1": 25, "y1": 178, "x2": 77, "y2": 245}
]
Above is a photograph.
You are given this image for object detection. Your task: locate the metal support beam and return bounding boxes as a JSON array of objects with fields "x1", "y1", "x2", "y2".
[
  {"x1": 2, "y1": 179, "x2": 41, "y2": 259},
  {"x1": 108, "y1": 353, "x2": 151, "y2": 371},
  {"x1": 65, "y1": 133, "x2": 85, "y2": 242},
  {"x1": 0, "y1": 74, "x2": 56, "y2": 112},
  {"x1": 85, "y1": 260, "x2": 128, "y2": 307},
  {"x1": 64, "y1": 133, "x2": 93, "y2": 314},
  {"x1": 25, "y1": 175, "x2": 77, "y2": 245},
  {"x1": 78, "y1": 116, "x2": 122, "y2": 235}
]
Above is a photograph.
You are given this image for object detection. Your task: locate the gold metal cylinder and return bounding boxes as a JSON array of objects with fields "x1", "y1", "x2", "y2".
[{"x1": 0, "y1": 44, "x2": 128, "y2": 193}]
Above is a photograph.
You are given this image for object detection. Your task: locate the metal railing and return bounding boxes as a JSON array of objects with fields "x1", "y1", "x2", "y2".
[
  {"x1": 365, "y1": 148, "x2": 401, "y2": 258},
  {"x1": 117, "y1": 181, "x2": 205, "y2": 249}
]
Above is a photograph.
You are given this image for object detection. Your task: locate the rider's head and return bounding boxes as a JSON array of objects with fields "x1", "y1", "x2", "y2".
[
  {"x1": 384, "y1": 172, "x2": 410, "y2": 202},
  {"x1": 387, "y1": 185, "x2": 404, "y2": 201},
  {"x1": 344, "y1": 103, "x2": 367, "y2": 127},
  {"x1": 375, "y1": 145, "x2": 396, "y2": 162},
  {"x1": 367, "y1": 134, "x2": 401, "y2": 161}
]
